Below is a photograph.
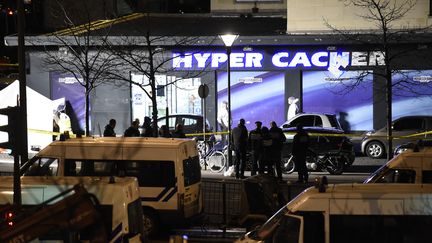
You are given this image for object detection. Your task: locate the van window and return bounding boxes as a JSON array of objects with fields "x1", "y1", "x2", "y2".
[
  {"x1": 272, "y1": 215, "x2": 302, "y2": 243},
  {"x1": 290, "y1": 115, "x2": 315, "y2": 127},
  {"x1": 330, "y1": 215, "x2": 432, "y2": 243},
  {"x1": 64, "y1": 159, "x2": 176, "y2": 187},
  {"x1": 376, "y1": 169, "x2": 416, "y2": 183},
  {"x1": 422, "y1": 171, "x2": 432, "y2": 183},
  {"x1": 26, "y1": 157, "x2": 58, "y2": 176},
  {"x1": 183, "y1": 156, "x2": 201, "y2": 186},
  {"x1": 125, "y1": 161, "x2": 175, "y2": 187}
]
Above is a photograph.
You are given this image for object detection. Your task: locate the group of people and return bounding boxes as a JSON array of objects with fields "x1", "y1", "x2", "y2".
[
  {"x1": 231, "y1": 119, "x2": 287, "y2": 181},
  {"x1": 231, "y1": 119, "x2": 310, "y2": 183},
  {"x1": 103, "y1": 117, "x2": 187, "y2": 138}
]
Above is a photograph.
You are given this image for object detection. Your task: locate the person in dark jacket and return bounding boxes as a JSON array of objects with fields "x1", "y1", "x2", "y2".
[
  {"x1": 248, "y1": 121, "x2": 263, "y2": 176},
  {"x1": 269, "y1": 121, "x2": 286, "y2": 181},
  {"x1": 141, "y1": 116, "x2": 154, "y2": 137},
  {"x1": 172, "y1": 123, "x2": 186, "y2": 138},
  {"x1": 159, "y1": 125, "x2": 172, "y2": 138},
  {"x1": 103, "y1": 119, "x2": 116, "y2": 137},
  {"x1": 260, "y1": 126, "x2": 274, "y2": 174},
  {"x1": 231, "y1": 118, "x2": 249, "y2": 179},
  {"x1": 292, "y1": 124, "x2": 310, "y2": 183},
  {"x1": 124, "y1": 120, "x2": 140, "y2": 137}
]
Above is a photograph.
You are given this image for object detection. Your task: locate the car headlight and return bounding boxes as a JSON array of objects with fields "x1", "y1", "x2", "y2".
[{"x1": 365, "y1": 130, "x2": 375, "y2": 136}]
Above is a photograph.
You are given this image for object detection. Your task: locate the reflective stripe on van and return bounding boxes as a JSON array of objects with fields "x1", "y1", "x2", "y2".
[{"x1": 141, "y1": 186, "x2": 178, "y2": 202}]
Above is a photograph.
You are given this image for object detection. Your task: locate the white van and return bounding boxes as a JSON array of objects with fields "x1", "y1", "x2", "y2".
[
  {"x1": 364, "y1": 150, "x2": 432, "y2": 184},
  {"x1": 236, "y1": 183, "x2": 432, "y2": 243},
  {"x1": 23, "y1": 137, "x2": 203, "y2": 236},
  {"x1": 0, "y1": 176, "x2": 143, "y2": 242}
]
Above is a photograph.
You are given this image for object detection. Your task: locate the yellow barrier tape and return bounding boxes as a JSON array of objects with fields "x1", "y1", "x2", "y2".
[
  {"x1": 28, "y1": 127, "x2": 432, "y2": 141},
  {"x1": 0, "y1": 63, "x2": 18, "y2": 67},
  {"x1": 28, "y1": 129, "x2": 77, "y2": 138}
]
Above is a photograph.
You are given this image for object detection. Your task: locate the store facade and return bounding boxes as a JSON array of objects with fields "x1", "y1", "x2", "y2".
[{"x1": 19, "y1": 40, "x2": 432, "y2": 136}]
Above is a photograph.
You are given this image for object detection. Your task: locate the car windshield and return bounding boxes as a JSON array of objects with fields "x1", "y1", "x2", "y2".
[
  {"x1": 251, "y1": 206, "x2": 289, "y2": 240},
  {"x1": 363, "y1": 164, "x2": 390, "y2": 183},
  {"x1": 328, "y1": 115, "x2": 342, "y2": 129}
]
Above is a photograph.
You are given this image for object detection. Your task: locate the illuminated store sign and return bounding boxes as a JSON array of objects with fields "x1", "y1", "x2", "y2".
[{"x1": 172, "y1": 51, "x2": 384, "y2": 77}]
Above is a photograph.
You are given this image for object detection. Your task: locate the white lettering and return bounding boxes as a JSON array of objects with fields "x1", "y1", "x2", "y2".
[
  {"x1": 194, "y1": 53, "x2": 211, "y2": 68},
  {"x1": 172, "y1": 53, "x2": 192, "y2": 68},
  {"x1": 328, "y1": 52, "x2": 350, "y2": 78},
  {"x1": 245, "y1": 53, "x2": 263, "y2": 68},
  {"x1": 311, "y1": 52, "x2": 328, "y2": 67},
  {"x1": 211, "y1": 53, "x2": 227, "y2": 68},
  {"x1": 231, "y1": 53, "x2": 245, "y2": 68},
  {"x1": 369, "y1": 51, "x2": 385, "y2": 65},
  {"x1": 288, "y1": 52, "x2": 311, "y2": 67},
  {"x1": 272, "y1": 52, "x2": 289, "y2": 67},
  {"x1": 351, "y1": 52, "x2": 368, "y2": 66}
]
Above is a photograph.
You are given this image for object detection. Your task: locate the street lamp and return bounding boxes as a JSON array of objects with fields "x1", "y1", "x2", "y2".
[{"x1": 219, "y1": 34, "x2": 238, "y2": 171}]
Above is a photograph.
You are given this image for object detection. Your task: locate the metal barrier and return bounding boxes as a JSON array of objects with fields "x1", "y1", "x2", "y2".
[
  {"x1": 202, "y1": 178, "x2": 243, "y2": 227},
  {"x1": 202, "y1": 178, "x2": 312, "y2": 227}
]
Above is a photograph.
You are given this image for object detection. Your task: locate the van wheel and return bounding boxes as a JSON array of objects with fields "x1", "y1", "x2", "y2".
[
  {"x1": 366, "y1": 141, "x2": 385, "y2": 159},
  {"x1": 142, "y1": 208, "x2": 159, "y2": 237}
]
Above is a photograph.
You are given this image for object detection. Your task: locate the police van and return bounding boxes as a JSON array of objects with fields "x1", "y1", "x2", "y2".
[
  {"x1": 236, "y1": 183, "x2": 432, "y2": 243},
  {"x1": 23, "y1": 137, "x2": 202, "y2": 236},
  {"x1": 0, "y1": 176, "x2": 143, "y2": 242},
  {"x1": 364, "y1": 150, "x2": 432, "y2": 184}
]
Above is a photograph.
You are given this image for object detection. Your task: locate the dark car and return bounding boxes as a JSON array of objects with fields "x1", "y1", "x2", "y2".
[
  {"x1": 281, "y1": 126, "x2": 355, "y2": 166},
  {"x1": 156, "y1": 114, "x2": 211, "y2": 138},
  {"x1": 393, "y1": 139, "x2": 432, "y2": 157},
  {"x1": 361, "y1": 116, "x2": 432, "y2": 159}
]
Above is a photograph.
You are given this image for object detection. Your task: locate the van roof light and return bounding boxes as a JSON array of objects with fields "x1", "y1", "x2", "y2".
[{"x1": 314, "y1": 176, "x2": 328, "y2": 193}]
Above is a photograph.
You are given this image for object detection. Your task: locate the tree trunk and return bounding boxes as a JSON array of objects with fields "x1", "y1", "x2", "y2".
[{"x1": 85, "y1": 81, "x2": 90, "y2": 136}]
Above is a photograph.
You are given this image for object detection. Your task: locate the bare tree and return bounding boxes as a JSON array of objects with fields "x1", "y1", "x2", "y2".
[
  {"x1": 325, "y1": 0, "x2": 432, "y2": 160},
  {"x1": 106, "y1": 23, "x2": 215, "y2": 137},
  {"x1": 39, "y1": 0, "x2": 118, "y2": 136}
]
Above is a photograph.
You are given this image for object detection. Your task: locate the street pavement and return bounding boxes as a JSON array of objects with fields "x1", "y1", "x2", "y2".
[{"x1": 201, "y1": 155, "x2": 387, "y2": 183}]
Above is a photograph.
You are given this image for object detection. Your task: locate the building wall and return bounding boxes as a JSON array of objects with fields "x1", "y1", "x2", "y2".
[
  {"x1": 287, "y1": 0, "x2": 432, "y2": 32},
  {"x1": 211, "y1": 0, "x2": 287, "y2": 14}
]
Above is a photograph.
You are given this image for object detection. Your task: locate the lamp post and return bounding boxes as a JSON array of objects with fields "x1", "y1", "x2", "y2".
[{"x1": 219, "y1": 34, "x2": 238, "y2": 171}]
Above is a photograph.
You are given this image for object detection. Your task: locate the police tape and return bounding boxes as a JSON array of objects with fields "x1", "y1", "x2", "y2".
[
  {"x1": 186, "y1": 130, "x2": 432, "y2": 140},
  {"x1": 28, "y1": 129, "x2": 78, "y2": 138},
  {"x1": 28, "y1": 128, "x2": 432, "y2": 141}
]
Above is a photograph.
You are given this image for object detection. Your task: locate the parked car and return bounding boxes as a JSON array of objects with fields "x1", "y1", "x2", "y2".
[
  {"x1": 281, "y1": 112, "x2": 343, "y2": 130},
  {"x1": 156, "y1": 114, "x2": 212, "y2": 138},
  {"x1": 361, "y1": 116, "x2": 432, "y2": 159}
]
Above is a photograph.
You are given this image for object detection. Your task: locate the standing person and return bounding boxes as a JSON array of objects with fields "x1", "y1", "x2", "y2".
[
  {"x1": 159, "y1": 125, "x2": 172, "y2": 138},
  {"x1": 248, "y1": 121, "x2": 263, "y2": 176},
  {"x1": 124, "y1": 120, "x2": 141, "y2": 137},
  {"x1": 141, "y1": 116, "x2": 154, "y2": 137},
  {"x1": 103, "y1": 119, "x2": 116, "y2": 137},
  {"x1": 292, "y1": 124, "x2": 310, "y2": 183},
  {"x1": 172, "y1": 123, "x2": 186, "y2": 138},
  {"x1": 217, "y1": 101, "x2": 229, "y2": 143},
  {"x1": 231, "y1": 118, "x2": 248, "y2": 179},
  {"x1": 269, "y1": 121, "x2": 286, "y2": 181},
  {"x1": 260, "y1": 126, "x2": 274, "y2": 174}
]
